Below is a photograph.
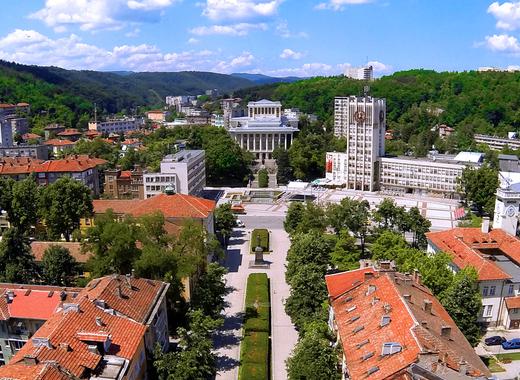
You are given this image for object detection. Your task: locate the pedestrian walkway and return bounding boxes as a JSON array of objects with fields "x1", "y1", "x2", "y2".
[{"x1": 214, "y1": 226, "x2": 298, "y2": 380}]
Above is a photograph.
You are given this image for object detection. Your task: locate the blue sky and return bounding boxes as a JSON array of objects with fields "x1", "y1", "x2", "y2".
[{"x1": 0, "y1": 0, "x2": 520, "y2": 76}]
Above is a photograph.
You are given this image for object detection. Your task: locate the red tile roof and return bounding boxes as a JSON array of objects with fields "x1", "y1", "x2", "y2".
[
  {"x1": 22, "y1": 133, "x2": 41, "y2": 140},
  {"x1": 80, "y1": 275, "x2": 166, "y2": 324},
  {"x1": 56, "y1": 129, "x2": 81, "y2": 136},
  {"x1": 0, "y1": 156, "x2": 107, "y2": 176},
  {"x1": 93, "y1": 193, "x2": 216, "y2": 219},
  {"x1": 326, "y1": 269, "x2": 490, "y2": 379},
  {"x1": 0, "y1": 285, "x2": 80, "y2": 321},
  {"x1": 0, "y1": 362, "x2": 70, "y2": 380},
  {"x1": 505, "y1": 296, "x2": 520, "y2": 310},
  {"x1": 30, "y1": 242, "x2": 92, "y2": 264},
  {"x1": 426, "y1": 227, "x2": 520, "y2": 281},
  {"x1": 43, "y1": 139, "x2": 75, "y2": 146}
]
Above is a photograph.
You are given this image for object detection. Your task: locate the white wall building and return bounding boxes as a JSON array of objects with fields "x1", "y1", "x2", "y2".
[
  {"x1": 328, "y1": 96, "x2": 386, "y2": 191},
  {"x1": 166, "y1": 95, "x2": 197, "y2": 112},
  {"x1": 229, "y1": 99, "x2": 299, "y2": 160},
  {"x1": 144, "y1": 150, "x2": 205, "y2": 198},
  {"x1": 474, "y1": 133, "x2": 520, "y2": 151},
  {"x1": 88, "y1": 117, "x2": 143, "y2": 134},
  {"x1": 344, "y1": 66, "x2": 374, "y2": 81}
]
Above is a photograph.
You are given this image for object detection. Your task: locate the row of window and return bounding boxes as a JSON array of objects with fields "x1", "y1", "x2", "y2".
[{"x1": 482, "y1": 284, "x2": 515, "y2": 297}]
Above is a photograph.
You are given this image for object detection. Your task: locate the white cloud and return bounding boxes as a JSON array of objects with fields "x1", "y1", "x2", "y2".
[
  {"x1": 0, "y1": 29, "x2": 221, "y2": 72},
  {"x1": 187, "y1": 37, "x2": 199, "y2": 44},
  {"x1": 213, "y1": 51, "x2": 255, "y2": 73},
  {"x1": 484, "y1": 33, "x2": 520, "y2": 53},
  {"x1": 367, "y1": 60, "x2": 392, "y2": 73},
  {"x1": 30, "y1": 0, "x2": 177, "y2": 32},
  {"x1": 280, "y1": 48, "x2": 304, "y2": 59},
  {"x1": 201, "y1": 0, "x2": 283, "y2": 21},
  {"x1": 190, "y1": 22, "x2": 267, "y2": 36},
  {"x1": 488, "y1": 1, "x2": 520, "y2": 31},
  {"x1": 315, "y1": 0, "x2": 372, "y2": 11},
  {"x1": 275, "y1": 20, "x2": 308, "y2": 38},
  {"x1": 125, "y1": 28, "x2": 141, "y2": 37}
]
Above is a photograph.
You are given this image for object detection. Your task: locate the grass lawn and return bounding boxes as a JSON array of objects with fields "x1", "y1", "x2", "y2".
[
  {"x1": 251, "y1": 228, "x2": 270, "y2": 253},
  {"x1": 239, "y1": 273, "x2": 271, "y2": 380},
  {"x1": 481, "y1": 356, "x2": 506, "y2": 373},
  {"x1": 495, "y1": 352, "x2": 520, "y2": 362}
]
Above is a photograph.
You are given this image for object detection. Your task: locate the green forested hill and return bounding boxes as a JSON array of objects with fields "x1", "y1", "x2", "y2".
[
  {"x1": 0, "y1": 60, "x2": 254, "y2": 115},
  {"x1": 235, "y1": 70, "x2": 520, "y2": 154}
]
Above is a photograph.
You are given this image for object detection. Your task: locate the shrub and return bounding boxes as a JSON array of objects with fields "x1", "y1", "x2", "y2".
[
  {"x1": 251, "y1": 229, "x2": 270, "y2": 253},
  {"x1": 258, "y1": 169, "x2": 269, "y2": 188}
]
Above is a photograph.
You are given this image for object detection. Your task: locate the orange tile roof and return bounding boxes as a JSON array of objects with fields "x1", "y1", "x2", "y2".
[
  {"x1": 119, "y1": 170, "x2": 132, "y2": 179},
  {"x1": 426, "y1": 227, "x2": 520, "y2": 281},
  {"x1": 326, "y1": 269, "x2": 490, "y2": 379},
  {"x1": 80, "y1": 275, "x2": 166, "y2": 324},
  {"x1": 93, "y1": 193, "x2": 215, "y2": 219},
  {"x1": 505, "y1": 296, "x2": 520, "y2": 309},
  {"x1": 0, "y1": 286, "x2": 80, "y2": 321},
  {"x1": 43, "y1": 139, "x2": 75, "y2": 146},
  {"x1": 9, "y1": 297, "x2": 145, "y2": 377},
  {"x1": 56, "y1": 129, "x2": 81, "y2": 136},
  {"x1": 30, "y1": 242, "x2": 92, "y2": 264},
  {"x1": 0, "y1": 156, "x2": 107, "y2": 175},
  {"x1": 0, "y1": 362, "x2": 70, "y2": 380},
  {"x1": 22, "y1": 133, "x2": 41, "y2": 140}
]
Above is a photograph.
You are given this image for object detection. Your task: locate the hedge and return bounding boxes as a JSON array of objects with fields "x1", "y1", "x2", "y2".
[
  {"x1": 239, "y1": 273, "x2": 270, "y2": 380},
  {"x1": 250, "y1": 228, "x2": 270, "y2": 253}
]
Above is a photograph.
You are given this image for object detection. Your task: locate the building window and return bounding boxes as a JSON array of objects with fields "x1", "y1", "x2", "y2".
[
  {"x1": 483, "y1": 305, "x2": 493, "y2": 317},
  {"x1": 482, "y1": 286, "x2": 489, "y2": 296},
  {"x1": 11, "y1": 340, "x2": 24, "y2": 351},
  {"x1": 490, "y1": 286, "x2": 496, "y2": 296}
]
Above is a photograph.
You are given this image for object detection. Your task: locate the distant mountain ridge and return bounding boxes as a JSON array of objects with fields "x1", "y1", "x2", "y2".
[
  {"x1": 0, "y1": 60, "x2": 255, "y2": 113},
  {"x1": 231, "y1": 72, "x2": 304, "y2": 84}
]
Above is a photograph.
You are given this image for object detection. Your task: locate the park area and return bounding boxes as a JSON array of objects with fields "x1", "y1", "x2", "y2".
[{"x1": 250, "y1": 228, "x2": 270, "y2": 253}]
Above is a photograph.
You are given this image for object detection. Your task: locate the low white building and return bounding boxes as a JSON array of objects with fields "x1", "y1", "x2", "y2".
[
  {"x1": 474, "y1": 133, "x2": 520, "y2": 150},
  {"x1": 88, "y1": 117, "x2": 143, "y2": 134},
  {"x1": 229, "y1": 99, "x2": 299, "y2": 161},
  {"x1": 143, "y1": 150, "x2": 205, "y2": 198}
]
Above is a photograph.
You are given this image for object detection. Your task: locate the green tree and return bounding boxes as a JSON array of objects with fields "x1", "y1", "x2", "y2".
[
  {"x1": 257, "y1": 168, "x2": 269, "y2": 188},
  {"x1": 191, "y1": 263, "x2": 228, "y2": 319},
  {"x1": 330, "y1": 230, "x2": 360, "y2": 271},
  {"x1": 154, "y1": 309, "x2": 222, "y2": 380},
  {"x1": 327, "y1": 198, "x2": 370, "y2": 255},
  {"x1": 440, "y1": 267, "x2": 482, "y2": 346},
  {"x1": 373, "y1": 198, "x2": 399, "y2": 230},
  {"x1": 286, "y1": 321, "x2": 339, "y2": 380},
  {"x1": 84, "y1": 211, "x2": 141, "y2": 277},
  {"x1": 273, "y1": 148, "x2": 293, "y2": 185},
  {"x1": 286, "y1": 231, "x2": 335, "y2": 285},
  {"x1": 0, "y1": 177, "x2": 14, "y2": 218},
  {"x1": 214, "y1": 203, "x2": 236, "y2": 245},
  {"x1": 457, "y1": 164, "x2": 499, "y2": 216},
  {"x1": 407, "y1": 206, "x2": 431, "y2": 248},
  {"x1": 285, "y1": 264, "x2": 329, "y2": 330},
  {"x1": 10, "y1": 176, "x2": 40, "y2": 233},
  {"x1": 39, "y1": 177, "x2": 93, "y2": 241},
  {"x1": 0, "y1": 228, "x2": 37, "y2": 283},
  {"x1": 41, "y1": 245, "x2": 78, "y2": 286},
  {"x1": 284, "y1": 202, "x2": 304, "y2": 234},
  {"x1": 370, "y1": 230, "x2": 409, "y2": 262}
]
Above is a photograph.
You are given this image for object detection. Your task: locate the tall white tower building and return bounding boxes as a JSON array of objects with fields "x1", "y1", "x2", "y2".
[
  {"x1": 344, "y1": 66, "x2": 374, "y2": 81},
  {"x1": 328, "y1": 96, "x2": 386, "y2": 191},
  {"x1": 493, "y1": 174, "x2": 520, "y2": 236}
]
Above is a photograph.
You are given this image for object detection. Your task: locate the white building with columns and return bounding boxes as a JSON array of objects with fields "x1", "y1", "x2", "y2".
[{"x1": 228, "y1": 99, "x2": 299, "y2": 160}]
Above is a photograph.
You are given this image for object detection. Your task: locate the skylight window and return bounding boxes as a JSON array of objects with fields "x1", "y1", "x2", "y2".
[
  {"x1": 353, "y1": 325, "x2": 365, "y2": 334},
  {"x1": 361, "y1": 352, "x2": 374, "y2": 361},
  {"x1": 382, "y1": 342, "x2": 402, "y2": 356},
  {"x1": 367, "y1": 366, "x2": 380, "y2": 375},
  {"x1": 347, "y1": 306, "x2": 357, "y2": 312},
  {"x1": 349, "y1": 315, "x2": 360, "y2": 323},
  {"x1": 356, "y1": 339, "x2": 369, "y2": 349},
  {"x1": 380, "y1": 315, "x2": 391, "y2": 327}
]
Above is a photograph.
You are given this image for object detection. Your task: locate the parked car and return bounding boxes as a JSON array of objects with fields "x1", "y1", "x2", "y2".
[
  {"x1": 485, "y1": 336, "x2": 506, "y2": 346},
  {"x1": 502, "y1": 338, "x2": 520, "y2": 350},
  {"x1": 236, "y1": 220, "x2": 245, "y2": 228}
]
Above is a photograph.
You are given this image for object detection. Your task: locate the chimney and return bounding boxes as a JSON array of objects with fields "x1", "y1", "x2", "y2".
[
  {"x1": 23, "y1": 355, "x2": 38, "y2": 366},
  {"x1": 59, "y1": 343, "x2": 70, "y2": 352},
  {"x1": 364, "y1": 272, "x2": 374, "y2": 281},
  {"x1": 482, "y1": 217, "x2": 490, "y2": 234},
  {"x1": 423, "y1": 299, "x2": 433, "y2": 314},
  {"x1": 403, "y1": 294, "x2": 412, "y2": 302},
  {"x1": 95, "y1": 317, "x2": 104, "y2": 327},
  {"x1": 116, "y1": 285, "x2": 122, "y2": 298},
  {"x1": 421, "y1": 320, "x2": 428, "y2": 328},
  {"x1": 441, "y1": 326, "x2": 452, "y2": 338},
  {"x1": 380, "y1": 261, "x2": 391, "y2": 270},
  {"x1": 431, "y1": 361, "x2": 438, "y2": 373},
  {"x1": 459, "y1": 360, "x2": 467, "y2": 375},
  {"x1": 60, "y1": 291, "x2": 66, "y2": 301}
]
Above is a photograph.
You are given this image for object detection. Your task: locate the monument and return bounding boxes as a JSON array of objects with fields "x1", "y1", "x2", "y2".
[{"x1": 249, "y1": 231, "x2": 270, "y2": 268}]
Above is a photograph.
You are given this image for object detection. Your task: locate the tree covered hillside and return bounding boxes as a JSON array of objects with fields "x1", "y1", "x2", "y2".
[
  {"x1": 0, "y1": 60, "x2": 254, "y2": 115},
  {"x1": 236, "y1": 70, "x2": 520, "y2": 155}
]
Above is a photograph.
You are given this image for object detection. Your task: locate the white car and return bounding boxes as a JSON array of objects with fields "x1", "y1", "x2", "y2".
[{"x1": 236, "y1": 220, "x2": 245, "y2": 228}]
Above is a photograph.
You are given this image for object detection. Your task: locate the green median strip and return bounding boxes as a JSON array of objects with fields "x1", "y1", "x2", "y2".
[{"x1": 239, "y1": 273, "x2": 271, "y2": 380}]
